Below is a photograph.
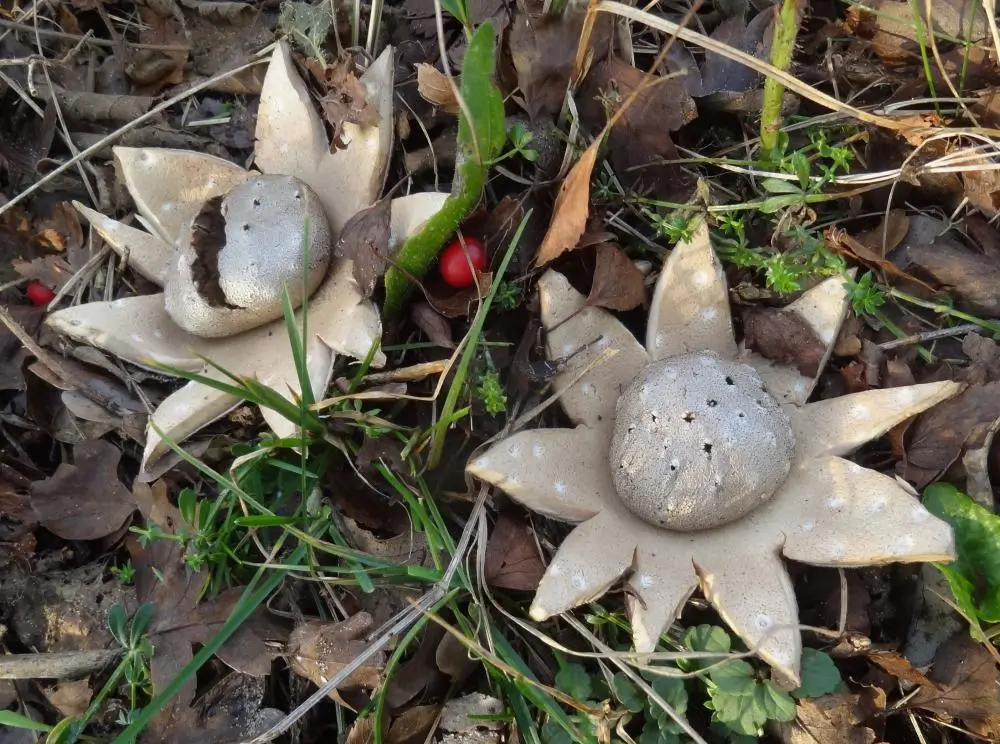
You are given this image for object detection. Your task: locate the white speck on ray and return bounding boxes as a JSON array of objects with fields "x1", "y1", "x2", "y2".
[
  {"x1": 911, "y1": 505, "x2": 930, "y2": 522},
  {"x1": 637, "y1": 574, "x2": 654, "y2": 589},
  {"x1": 571, "y1": 572, "x2": 587, "y2": 590},
  {"x1": 533, "y1": 442, "x2": 546, "y2": 458},
  {"x1": 894, "y1": 534, "x2": 915, "y2": 553},
  {"x1": 699, "y1": 307, "x2": 718, "y2": 321},
  {"x1": 754, "y1": 613, "x2": 772, "y2": 630},
  {"x1": 554, "y1": 480, "x2": 567, "y2": 494},
  {"x1": 692, "y1": 270, "x2": 710, "y2": 287},
  {"x1": 827, "y1": 496, "x2": 845, "y2": 510},
  {"x1": 850, "y1": 403, "x2": 870, "y2": 420}
]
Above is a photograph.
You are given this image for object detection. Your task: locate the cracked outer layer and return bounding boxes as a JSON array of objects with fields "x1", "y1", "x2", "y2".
[
  {"x1": 609, "y1": 352, "x2": 795, "y2": 531},
  {"x1": 164, "y1": 175, "x2": 332, "y2": 338}
]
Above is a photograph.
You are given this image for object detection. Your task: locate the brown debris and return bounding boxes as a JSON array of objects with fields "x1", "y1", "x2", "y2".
[
  {"x1": 586, "y1": 243, "x2": 647, "y2": 312},
  {"x1": 30, "y1": 439, "x2": 137, "y2": 541}
]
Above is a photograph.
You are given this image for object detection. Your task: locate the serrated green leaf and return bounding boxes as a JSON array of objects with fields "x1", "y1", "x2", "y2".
[
  {"x1": 924, "y1": 483, "x2": 1000, "y2": 622},
  {"x1": 709, "y1": 660, "x2": 756, "y2": 695},
  {"x1": 680, "y1": 624, "x2": 732, "y2": 672},
  {"x1": 651, "y1": 675, "x2": 689, "y2": 715},
  {"x1": 792, "y1": 648, "x2": 842, "y2": 699},
  {"x1": 758, "y1": 680, "x2": 796, "y2": 722},
  {"x1": 611, "y1": 673, "x2": 645, "y2": 713},
  {"x1": 555, "y1": 663, "x2": 593, "y2": 701},
  {"x1": 383, "y1": 21, "x2": 506, "y2": 314},
  {"x1": 711, "y1": 690, "x2": 766, "y2": 736}
]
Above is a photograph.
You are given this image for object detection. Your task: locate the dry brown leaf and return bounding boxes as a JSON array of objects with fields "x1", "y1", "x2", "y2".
[
  {"x1": 415, "y1": 63, "x2": 460, "y2": 114},
  {"x1": 410, "y1": 302, "x2": 455, "y2": 349},
  {"x1": 336, "y1": 198, "x2": 392, "y2": 297},
  {"x1": 742, "y1": 307, "x2": 827, "y2": 378},
  {"x1": 913, "y1": 632, "x2": 1000, "y2": 738},
  {"x1": 288, "y1": 613, "x2": 384, "y2": 705},
  {"x1": 310, "y1": 57, "x2": 380, "y2": 149},
  {"x1": 30, "y1": 439, "x2": 136, "y2": 540},
  {"x1": 773, "y1": 693, "x2": 878, "y2": 744},
  {"x1": 484, "y1": 511, "x2": 545, "y2": 591},
  {"x1": 42, "y1": 679, "x2": 92, "y2": 718},
  {"x1": 587, "y1": 243, "x2": 646, "y2": 311},
  {"x1": 426, "y1": 271, "x2": 493, "y2": 318},
  {"x1": 387, "y1": 706, "x2": 441, "y2": 744},
  {"x1": 899, "y1": 382, "x2": 1000, "y2": 488},
  {"x1": 535, "y1": 140, "x2": 598, "y2": 266}
]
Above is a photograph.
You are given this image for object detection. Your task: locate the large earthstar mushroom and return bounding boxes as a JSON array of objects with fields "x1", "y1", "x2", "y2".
[{"x1": 45, "y1": 43, "x2": 448, "y2": 471}]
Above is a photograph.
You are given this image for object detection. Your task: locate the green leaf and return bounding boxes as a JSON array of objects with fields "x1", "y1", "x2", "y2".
[
  {"x1": 650, "y1": 675, "x2": 689, "y2": 716},
  {"x1": 760, "y1": 178, "x2": 803, "y2": 195},
  {"x1": 710, "y1": 690, "x2": 766, "y2": 736},
  {"x1": 540, "y1": 719, "x2": 574, "y2": 744},
  {"x1": 924, "y1": 483, "x2": 1000, "y2": 622},
  {"x1": 680, "y1": 624, "x2": 731, "y2": 671},
  {"x1": 0, "y1": 711, "x2": 53, "y2": 732},
  {"x1": 610, "y1": 673, "x2": 645, "y2": 713},
  {"x1": 637, "y1": 720, "x2": 681, "y2": 744},
  {"x1": 555, "y1": 663, "x2": 593, "y2": 701},
  {"x1": 792, "y1": 648, "x2": 842, "y2": 699},
  {"x1": 757, "y1": 680, "x2": 796, "y2": 722},
  {"x1": 383, "y1": 21, "x2": 506, "y2": 314},
  {"x1": 709, "y1": 660, "x2": 756, "y2": 695}
]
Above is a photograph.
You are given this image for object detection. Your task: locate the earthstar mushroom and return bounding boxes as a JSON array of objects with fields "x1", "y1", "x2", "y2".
[
  {"x1": 467, "y1": 220, "x2": 961, "y2": 684},
  {"x1": 45, "y1": 42, "x2": 448, "y2": 472}
]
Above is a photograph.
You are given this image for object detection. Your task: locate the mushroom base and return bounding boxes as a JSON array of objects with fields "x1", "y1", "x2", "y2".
[{"x1": 609, "y1": 352, "x2": 795, "y2": 531}]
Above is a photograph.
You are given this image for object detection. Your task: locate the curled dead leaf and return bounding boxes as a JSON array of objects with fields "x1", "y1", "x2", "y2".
[
  {"x1": 535, "y1": 140, "x2": 598, "y2": 266},
  {"x1": 288, "y1": 613, "x2": 384, "y2": 705},
  {"x1": 415, "y1": 63, "x2": 460, "y2": 114}
]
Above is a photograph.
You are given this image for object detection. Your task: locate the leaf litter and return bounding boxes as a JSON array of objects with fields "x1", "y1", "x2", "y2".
[{"x1": 7, "y1": 0, "x2": 1000, "y2": 742}]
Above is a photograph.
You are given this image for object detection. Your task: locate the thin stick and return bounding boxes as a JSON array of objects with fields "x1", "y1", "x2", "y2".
[
  {"x1": 0, "y1": 54, "x2": 268, "y2": 217},
  {"x1": 878, "y1": 322, "x2": 983, "y2": 350},
  {"x1": 0, "y1": 18, "x2": 190, "y2": 50}
]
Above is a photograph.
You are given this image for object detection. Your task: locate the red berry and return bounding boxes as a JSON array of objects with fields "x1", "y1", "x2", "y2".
[
  {"x1": 25, "y1": 280, "x2": 56, "y2": 307},
  {"x1": 439, "y1": 237, "x2": 487, "y2": 288}
]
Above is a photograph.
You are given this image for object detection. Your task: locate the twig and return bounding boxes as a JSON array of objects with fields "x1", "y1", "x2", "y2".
[
  {"x1": 878, "y1": 322, "x2": 983, "y2": 350},
  {"x1": 0, "y1": 18, "x2": 190, "y2": 51},
  {"x1": 0, "y1": 54, "x2": 268, "y2": 217}
]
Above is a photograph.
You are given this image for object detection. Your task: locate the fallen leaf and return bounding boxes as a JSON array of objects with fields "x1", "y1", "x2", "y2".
[
  {"x1": 772, "y1": 693, "x2": 878, "y2": 744},
  {"x1": 891, "y1": 216, "x2": 1000, "y2": 316},
  {"x1": 128, "y1": 481, "x2": 286, "y2": 736},
  {"x1": 899, "y1": 382, "x2": 998, "y2": 488},
  {"x1": 912, "y1": 632, "x2": 1000, "y2": 738},
  {"x1": 534, "y1": 139, "x2": 598, "y2": 266},
  {"x1": 336, "y1": 198, "x2": 392, "y2": 297},
  {"x1": 426, "y1": 271, "x2": 494, "y2": 318},
  {"x1": 384, "y1": 625, "x2": 445, "y2": 709},
  {"x1": 387, "y1": 706, "x2": 441, "y2": 744},
  {"x1": 484, "y1": 511, "x2": 545, "y2": 591},
  {"x1": 699, "y1": 11, "x2": 774, "y2": 96},
  {"x1": 586, "y1": 243, "x2": 646, "y2": 311},
  {"x1": 435, "y1": 630, "x2": 476, "y2": 681},
  {"x1": 411, "y1": 302, "x2": 456, "y2": 349},
  {"x1": 314, "y1": 57, "x2": 380, "y2": 149},
  {"x1": 288, "y1": 613, "x2": 384, "y2": 705},
  {"x1": 415, "y1": 63, "x2": 460, "y2": 114},
  {"x1": 742, "y1": 307, "x2": 826, "y2": 378},
  {"x1": 30, "y1": 439, "x2": 136, "y2": 540},
  {"x1": 42, "y1": 679, "x2": 91, "y2": 718},
  {"x1": 151, "y1": 673, "x2": 285, "y2": 744},
  {"x1": 509, "y1": 7, "x2": 610, "y2": 120}
]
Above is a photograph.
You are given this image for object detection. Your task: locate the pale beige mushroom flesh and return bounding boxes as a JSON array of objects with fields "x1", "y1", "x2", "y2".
[
  {"x1": 45, "y1": 42, "x2": 448, "y2": 471},
  {"x1": 467, "y1": 219, "x2": 961, "y2": 684}
]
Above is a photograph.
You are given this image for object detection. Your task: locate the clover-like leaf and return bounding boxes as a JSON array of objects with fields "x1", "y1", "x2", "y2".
[
  {"x1": 555, "y1": 663, "x2": 593, "y2": 701},
  {"x1": 610, "y1": 672, "x2": 645, "y2": 713},
  {"x1": 792, "y1": 648, "x2": 842, "y2": 699},
  {"x1": 709, "y1": 660, "x2": 756, "y2": 695}
]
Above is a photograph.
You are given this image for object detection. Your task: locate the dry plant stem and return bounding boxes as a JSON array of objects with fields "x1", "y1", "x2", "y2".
[
  {"x1": 0, "y1": 649, "x2": 120, "y2": 679},
  {"x1": 759, "y1": 0, "x2": 803, "y2": 156},
  {"x1": 0, "y1": 19, "x2": 189, "y2": 50},
  {"x1": 0, "y1": 55, "x2": 268, "y2": 217},
  {"x1": 247, "y1": 486, "x2": 491, "y2": 743},
  {"x1": 878, "y1": 323, "x2": 983, "y2": 351}
]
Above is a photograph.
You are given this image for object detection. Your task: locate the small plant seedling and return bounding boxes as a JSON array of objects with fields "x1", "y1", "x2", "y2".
[{"x1": 475, "y1": 368, "x2": 508, "y2": 415}]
